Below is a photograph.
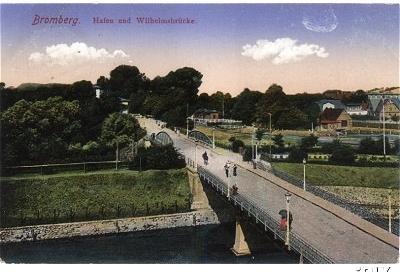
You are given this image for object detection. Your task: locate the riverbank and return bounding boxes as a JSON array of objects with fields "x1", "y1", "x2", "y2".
[
  {"x1": 0, "y1": 168, "x2": 191, "y2": 228},
  {"x1": 0, "y1": 209, "x2": 233, "y2": 244}
]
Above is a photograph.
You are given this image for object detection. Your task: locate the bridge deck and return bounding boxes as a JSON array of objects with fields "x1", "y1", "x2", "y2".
[{"x1": 140, "y1": 118, "x2": 399, "y2": 264}]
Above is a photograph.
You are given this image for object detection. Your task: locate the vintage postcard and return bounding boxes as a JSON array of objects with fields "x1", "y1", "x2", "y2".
[{"x1": 0, "y1": 1, "x2": 399, "y2": 268}]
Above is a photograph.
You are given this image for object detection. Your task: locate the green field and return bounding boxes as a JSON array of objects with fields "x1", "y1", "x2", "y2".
[
  {"x1": 0, "y1": 169, "x2": 191, "y2": 228},
  {"x1": 195, "y1": 125, "x2": 272, "y2": 147},
  {"x1": 272, "y1": 162, "x2": 399, "y2": 189}
]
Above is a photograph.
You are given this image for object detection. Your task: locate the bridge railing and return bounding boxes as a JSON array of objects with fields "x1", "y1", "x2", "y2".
[{"x1": 197, "y1": 165, "x2": 334, "y2": 264}]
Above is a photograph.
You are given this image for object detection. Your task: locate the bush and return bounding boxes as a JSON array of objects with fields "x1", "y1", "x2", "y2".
[
  {"x1": 329, "y1": 146, "x2": 356, "y2": 164},
  {"x1": 128, "y1": 145, "x2": 186, "y2": 170},
  {"x1": 232, "y1": 139, "x2": 245, "y2": 153},
  {"x1": 288, "y1": 147, "x2": 307, "y2": 162},
  {"x1": 242, "y1": 147, "x2": 253, "y2": 162}
]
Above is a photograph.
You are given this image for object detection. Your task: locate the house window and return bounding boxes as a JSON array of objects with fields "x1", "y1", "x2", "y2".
[{"x1": 341, "y1": 120, "x2": 347, "y2": 127}]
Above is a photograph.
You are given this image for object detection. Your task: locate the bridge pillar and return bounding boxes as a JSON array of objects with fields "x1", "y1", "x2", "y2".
[
  {"x1": 188, "y1": 170, "x2": 210, "y2": 210},
  {"x1": 231, "y1": 219, "x2": 251, "y2": 256}
]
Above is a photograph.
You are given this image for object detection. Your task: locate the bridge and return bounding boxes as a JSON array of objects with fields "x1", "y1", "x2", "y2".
[{"x1": 138, "y1": 117, "x2": 399, "y2": 264}]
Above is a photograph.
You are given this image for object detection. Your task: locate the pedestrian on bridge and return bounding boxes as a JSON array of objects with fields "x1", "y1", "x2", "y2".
[
  {"x1": 233, "y1": 164, "x2": 237, "y2": 177},
  {"x1": 224, "y1": 163, "x2": 229, "y2": 178},
  {"x1": 202, "y1": 151, "x2": 209, "y2": 165}
]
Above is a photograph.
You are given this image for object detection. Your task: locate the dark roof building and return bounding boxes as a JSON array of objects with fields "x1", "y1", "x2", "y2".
[
  {"x1": 192, "y1": 108, "x2": 219, "y2": 120},
  {"x1": 319, "y1": 108, "x2": 352, "y2": 130},
  {"x1": 315, "y1": 99, "x2": 346, "y2": 111}
]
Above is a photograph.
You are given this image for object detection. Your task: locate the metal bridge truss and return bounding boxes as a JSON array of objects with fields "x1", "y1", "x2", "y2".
[
  {"x1": 188, "y1": 130, "x2": 213, "y2": 147},
  {"x1": 197, "y1": 165, "x2": 334, "y2": 264},
  {"x1": 154, "y1": 131, "x2": 173, "y2": 146}
]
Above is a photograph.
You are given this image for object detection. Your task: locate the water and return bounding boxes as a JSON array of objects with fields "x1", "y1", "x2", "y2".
[{"x1": 0, "y1": 223, "x2": 298, "y2": 264}]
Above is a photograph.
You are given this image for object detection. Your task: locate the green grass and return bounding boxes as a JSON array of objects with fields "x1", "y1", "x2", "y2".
[
  {"x1": 195, "y1": 125, "x2": 272, "y2": 147},
  {"x1": 272, "y1": 162, "x2": 399, "y2": 189},
  {"x1": 0, "y1": 169, "x2": 191, "y2": 228}
]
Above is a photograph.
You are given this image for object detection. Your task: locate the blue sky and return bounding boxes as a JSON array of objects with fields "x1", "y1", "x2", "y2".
[{"x1": 1, "y1": 4, "x2": 399, "y2": 94}]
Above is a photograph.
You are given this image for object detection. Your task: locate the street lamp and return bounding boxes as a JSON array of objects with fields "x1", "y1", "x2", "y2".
[
  {"x1": 212, "y1": 127, "x2": 215, "y2": 149},
  {"x1": 303, "y1": 158, "x2": 307, "y2": 191},
  {"x1": 186, "y1": 117, "x2": 189, "y2": 137},
  {"x1": 382, "y1": 96, "x2": 386, "y2": 160},
  {"x1": 193, "y1": 139, "x2": 199, "y2": 170},
  {"x1": 268, "y1": 113, "x2": 272, "y2": 159},
  {"x1": 388, "y1": 193, "x2": 392, "y2": 233},
  {"x1": 285, "y1": 192, "x2": 292, "y2": 250}
]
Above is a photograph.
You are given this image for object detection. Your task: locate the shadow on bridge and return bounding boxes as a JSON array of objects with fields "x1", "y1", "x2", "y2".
[{"x1": 195, "y1": 171, "x2": 296, "y2": 259}]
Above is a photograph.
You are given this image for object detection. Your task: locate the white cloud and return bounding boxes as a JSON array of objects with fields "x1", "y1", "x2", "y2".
[
  {"x1": 241, "y1": 38, "x2": 329, "y2": 64},
  {"x1": 29, "y1": 42, "x2": 128, "y2": 65}
]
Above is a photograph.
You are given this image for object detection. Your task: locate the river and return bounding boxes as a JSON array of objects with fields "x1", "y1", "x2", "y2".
[{"x1": 0, "y1": 223, "x2": 298, "y2": 264}]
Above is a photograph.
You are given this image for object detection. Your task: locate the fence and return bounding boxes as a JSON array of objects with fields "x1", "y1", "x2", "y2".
[
  {"x1": 271, "y1": 167, "x2": 399, "y2": 236},
  {"x1": 0, "y1": 199, "x2": 191, "y2": 229},
  {"x1": 197, "y1": 166, "x2": 334, "y2": 264},
  {"x1": 3, "y1": 161, "x2": 130, "y2": 176}
]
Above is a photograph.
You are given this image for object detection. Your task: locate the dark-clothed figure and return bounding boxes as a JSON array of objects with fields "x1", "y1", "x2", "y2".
[
  {"x1": 224, "y1": 163, "x2": 229, "y2": 178},
  {"x1": 233, "y1": 164, "x2": 237, "y2": 176}
]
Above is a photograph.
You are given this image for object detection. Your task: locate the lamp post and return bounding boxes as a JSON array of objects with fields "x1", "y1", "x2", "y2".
[
  {"x1": 382, "y1": 96, "x2": 386, "y2": 160},
  {"x1": 186, "y1": 117, "x2": 189, "y2": 137},
  {"x1": 194, "y1": 140, "x2": 198, "y2": 170},
  {"x1": 115, "y1": 140, "x2": 119, "y2": 170},
  {"x1": 303, "y1": 158, "x2": 307, "y2": 191},
  {"x1": 268, "y1": 113, "x2": 272, "y2": 159},
  {"x1": 285, "y1": 192, "x2": 292, "y2": 250},
  {"x1": 212, "y1": 127, "x2": 215, "y2": 149},
  {"x1": 251, "y1": 128, "x2": 254, "y2": 160},
  {"x1": 388, "y1": 194, "x2": 392, "y2": 233}
]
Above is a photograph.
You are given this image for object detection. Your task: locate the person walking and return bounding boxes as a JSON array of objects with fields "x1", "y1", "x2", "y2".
[
  {"x1": 233, "y1": 164, "x2": 237, "y2": 177},
  {"x1": 202, "y1": 151, "x2": 209, "y2": 165},
  {"x1": 224, "y1": 162, "x2": 229, "y2": 178}
]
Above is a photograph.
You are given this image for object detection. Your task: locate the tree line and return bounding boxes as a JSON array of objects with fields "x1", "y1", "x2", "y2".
[{"x1": 0, "y1": 64, "x2": 370, "y2": 167}]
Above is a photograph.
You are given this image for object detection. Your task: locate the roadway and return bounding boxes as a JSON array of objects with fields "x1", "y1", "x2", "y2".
[{"x1": 139, "y1": 117, "x2": 399, "y2": 264}]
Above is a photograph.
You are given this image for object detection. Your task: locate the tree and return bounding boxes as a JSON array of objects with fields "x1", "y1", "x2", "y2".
[
  {"x1": 100, "y1": 113, "x2": 146, "y2": 148},
  {"x1": 321, "y1": 139, "x2": 342, "y2": 154},
  {"x1": 1, "y1": 97, "x2": 81, "y2": 165},
  {"x1": 358, "y1": 137, "x2": 379, "y2": 154},
  {"x1": 231, "y1": 88, "x2": 263, "y2": 125},
  {"x1": 128, "y1": 145, "x2": 185, "y2": 170},
  {"x1": 255, "y1": 129, "x2": 265, "y2": 141},
  {"x1": 272, "y1": 134, "x2": 285, "y2": 149},
  {"x1": 67, "y1": 80, "x2": 95, "y2": 101},
  {"x1": 288, "y1": 147, "x2": 307, "y2": 162},
  {"x1": 275, "y1": 107, "x2": 308, "y2": 129},
  {"x1": 242, "y1": 147, "x2": 253, "y2": 162},
  {"x1": 109, "y1": 65, "x2": 149, "y2": 98},
  {"x1": 232, "y1": 139, "x2": 245, "y2": 153},
  {"x1": 329, "y1": 146, "x2": 356, "y2": 164},
  {"x1": 301, "y1": 134, "x2": 319, "y2": 150}
]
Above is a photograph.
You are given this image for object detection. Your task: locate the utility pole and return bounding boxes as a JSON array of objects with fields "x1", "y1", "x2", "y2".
[
  {"x1": 285, "y1": 192, "x2": 291, "y2": 251},
  {"x1": 186, "y1": 103, "x2": 189, "y2": 137},
  {"x1": 268, "y1": 113, "x2": 272, "y2": 159},
  {"x1": 388, "y1": 194, "x2": 392, "y2": 233},
  {"x1": 222, "y1": 96, "x2": 225, "y2": 120},
  {"x1": 115, "y1": 141, "x2": 119, "y2": 170},
  {"x1": 382, "y1": 96, "x2": 386, "y2": 160}
]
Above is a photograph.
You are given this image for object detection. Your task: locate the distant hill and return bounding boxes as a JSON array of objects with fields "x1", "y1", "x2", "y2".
[{"x1": 17, "y1": 83, "x2": 70, "y2": 91}]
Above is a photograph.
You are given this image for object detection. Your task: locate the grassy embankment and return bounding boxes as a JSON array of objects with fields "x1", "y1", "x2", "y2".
[
  {"x1": 0, "y1": 169, "x2": 191, "y2": 228},
  {"x1": 272, "y1": 162, "x2": 399, "y2": 218}
]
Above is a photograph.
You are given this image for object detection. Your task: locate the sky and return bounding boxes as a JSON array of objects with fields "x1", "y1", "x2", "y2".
[{"x1": 1, "y1": 4, "x2": 399, "y2": 95}]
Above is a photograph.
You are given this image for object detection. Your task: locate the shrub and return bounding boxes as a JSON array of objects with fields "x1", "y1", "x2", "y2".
[
  {"x1": 288, "y1": 147, "x2": 307, "y2": 163},
  {"x1": 128, "y1": 145, "x2": 185, "y2": 170},
  {"x1": 242, "y1": 147, "x2": 253, "y2": 162},
  {"x1": 329, "y1": 146, "x2": 356, "y2": 164},
  {"x1": 232, "y1": 139, "x2": 245, "y2": 153}
]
